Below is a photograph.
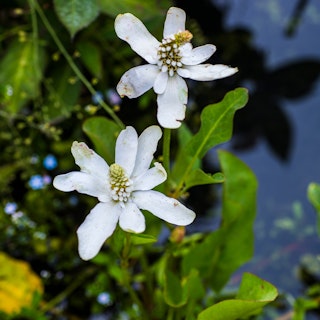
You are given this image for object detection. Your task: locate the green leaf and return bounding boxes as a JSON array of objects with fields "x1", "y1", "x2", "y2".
[
  {"x1": 307, "y1": 182, "x2": 320, "y2": 236},
  {"x1": 54, "y1": 0, "x2": 100, "y2": 37},
  {"x1": 164, "y1": 269, "x2": 203, "y2": 308},
  {"x1": 164, "y1": 270, "x2": 188, "y2": 307},
  {"x1": 308, "y1": 182, "x2": 320, "y2": 212},
  {"x1": 130, "y1": 234, "x2": 157, "y2": 245},
  {"x1": 76, "y1": 41, "x2": 103, "y2": 79},
  {"x1": 197, "y1": 273, "x2": 278, "y2": 320},
  {"x1": 184, "y1": 169, "x2": 224, "y2": 190},
  {"x1": 0, "y1": 39, "x2": 45, "y2": 113},
  {"x1": 236, "y1": 273, "x2": 277, "y2": 301},
  {"x1": 43, "y1": 65, "x2": 81, "y2": 121},
  {"x1": 97, "y1": 0, "x2": 170, "y2": 18},
  {"x1": 173, "y1": 88, "x2": 248, "y2": 192},
  {"x1": 182, "y1": 151, "x2": 257, "y2": 292},
  {"x1": 171, "y1": 124, "x2": 201, "y2": 184},
  {"x1": 187, "y1": 88, "x2": 248, "y2": 159},
  {"x1": 293, "y1": 297, "x2": 319, "y2": 320},
  {"x1": 82, "y1": 116, "x2": 120, "y2": 164}
]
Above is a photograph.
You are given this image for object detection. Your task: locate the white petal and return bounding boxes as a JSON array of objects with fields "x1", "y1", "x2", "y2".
[
  {"x1": 119, "y1": 202, "x2": 145, "y2": 233},
  {"x1": 163, "y1": 7, "x2": 186, "y2": 38},
  {"x1": 177, "y1": 68, "x2": 191, "y2": 78},
  {"x1": 133, "y1": 190, "x2": 196, "y2": 226},
  {"x1": 154, "y1": 71, "x2": 168, "y2": 94},
  {"x1": 131, "y1": 126, "x2": 162, "y2": 179},
  {"x1": 71, "y1": 141, "x2": 109, "y2": 179},
  {"x1": 53, "y1": 172, "x2": 109, "y2": 202},
  {"x1": 157, "y1": 75, "x2": 187, "y2": 129},
  {"x1": 133, "y1": 163, "x2": 167, "y2": 190},
  {"x1": 117, "y1": 65, "x2": 159, "y2": 99},
  {"x1": 115, "y1": 126, "x2": 138, "y2": 176},
  {"x1": 182, "y1": 64, "x2": 238, "y2": 81},
  {"x1": 77, "y1": 202, "x2": 121, "y2": 260},
  {"x1": 115, "y1": 13, "x2": 159, "y2": 64},
  {"x1": 181, "y1": 44, "x2": 216, "y2": 65}
]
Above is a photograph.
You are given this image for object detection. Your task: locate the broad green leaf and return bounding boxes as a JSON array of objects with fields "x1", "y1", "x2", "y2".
[
  {"x1": 307, "y1": 182, "x2": 320, "y2": 212},
  {"x1": 184, "y1": 169, "x2": 224, "y2": 191},
  {"x1": 54, "y1": 0, "x2": 100, "y2": 37},
  {"x1": 164, "y1": 270, "x2": 188, "y2": 307},
  {"x1": 98, "y1": 0, "x2": 170, "y2": 19},
  {"x1": 182, "y1": 151, "x2": 257, "y2": 292},
  {"x1": 236, "y1": 273, "x2": 277, "y2": 301},
  {"x1": 43, "y1": 65, "x2": 81, "y2": 121},
  {"x1": 187, "y1": 88, "x2": 248, "y2": 159},
  {"x1": 173, "y1": 88, "x2": 248, "y2": 193},
  {"x1": 163, "y1": 269, "x2": 202, "y2": 308},
  {"x1": 0, "y1": 39, "x2": 45, "y2": 113},
  {"x1": 130, "y1": 233, "x2": 157, "y2": 245},
  {"x1": 171, "y1": 124, "x2": 201, "y2": 184},
  {"x1": 76, "y1": 41, "x2": 103, "y2": 79},
  {"x1": 82, "y1": 116, "x2": 120, "y2": 164},
  {"x1": 197, "y1": 273, "x2": 278, "y2": 320},
  {"x1": 307, "y1": 182, "x2": 320, "y2": 236}
]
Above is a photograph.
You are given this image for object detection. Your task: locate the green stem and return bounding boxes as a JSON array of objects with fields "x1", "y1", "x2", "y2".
[
  {"x1": 31, "y1": 0, "x2": 124, "y2": 129},
  {"x1": 163, "y1": 128, "x2": 171, "y2": 192},
  {"x1": 41, "y1": 267, "x2": 96, "y2": 313},
  {"x1": 167, "y1": 307, "x2": 175, "y2": 320},
  {"x1": 121, "y1": 233, "x2": 149, "y2": 319}
]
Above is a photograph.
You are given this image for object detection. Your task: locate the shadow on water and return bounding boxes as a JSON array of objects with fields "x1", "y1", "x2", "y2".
[{"x1": 176, "y1": 0, "x2": 320, "y2": 315}]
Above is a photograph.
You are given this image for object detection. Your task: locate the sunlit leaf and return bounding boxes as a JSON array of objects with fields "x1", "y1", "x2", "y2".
[
  {"x1": 197, "y1": 273, "x2": 277, "y2": 320},
  {"x1": 54, "y1": 0, "x2": 100, "y2": 37},
  {"x1": 182, "y1": 151, "x2": 257, "y2": 292},
  {"x1": 307, "y1": 182, "x2": 320, "y2": 236},
  {"x1": 0, "y1": 39, "x2": 45, "y2": 113},
  {"x1": 184, "y1": 169, "x2": 224, "y2": 191},
  {"x1": 82, "y1": 116, "x2": 120, "y2": 164},
  {"x1": 187, "y1": 88, "x2": 248, "y2": 159},
  {"x1": 130, "y1": 233, "x2": 157, "y2": 245},
  {"x1": 173, "y1": 88, "x2": 248, "y2": 192},
  {"x1": 0, "y1": 252, "x2": 43, "y2": 314}
]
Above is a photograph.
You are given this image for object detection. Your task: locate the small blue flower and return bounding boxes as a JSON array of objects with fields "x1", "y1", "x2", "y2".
[
  {"x1": 92, "y1": 91, "x2": 104, "y2": 105},
  {"x1": 43, "y1": 154, "x2": 58, "y2": 170},
  {"x1": 4, "y1": 202, "x2": 17, "y2": 215},
  {"x1": 28, "y1": 175, "x2": 44, "y2": 190},
  {"x1": 106, "y1": 89, "x2": 122, "y2": 105},
  {"x1": 97, "y1": 292, "x2": 112, "y2": 306},
  {"x1": 42, "y1": 174, "x2": 52, "y2": 185}
]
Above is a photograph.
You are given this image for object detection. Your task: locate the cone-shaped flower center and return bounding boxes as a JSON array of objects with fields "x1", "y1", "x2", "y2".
[
  {"x1": 157, "y1": 30, "x2": 193, "y2": 77},
  {"x1": 109, "y1": 164, "x2": 133, "y2": 202}
]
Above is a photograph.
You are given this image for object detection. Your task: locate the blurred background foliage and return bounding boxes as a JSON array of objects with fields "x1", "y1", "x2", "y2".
[{"x1": 1, "y1": 0, "x2": 320, "y2": 319}]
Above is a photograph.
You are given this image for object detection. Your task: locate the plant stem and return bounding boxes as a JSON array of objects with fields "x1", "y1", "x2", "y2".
[
  {"x1": 31, "y1": 0, "x2": 124, "y2": 129},
  {"x1": 40, "y1": 267, "x2": 96, "y2": 312},
  {"x1": 121, "y1": 233, "x2": 149, "y2": 319},
  {"x1": 163, "y1": 128, "x2": 171, "y2": 192}
]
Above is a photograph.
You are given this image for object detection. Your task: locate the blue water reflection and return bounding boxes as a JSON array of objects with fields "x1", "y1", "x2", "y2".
[{"x1": 216, "y1": 0, "x2": 320, "y2": 298}]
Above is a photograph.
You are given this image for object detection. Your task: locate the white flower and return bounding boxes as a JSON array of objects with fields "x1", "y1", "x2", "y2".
[
  {"x1": 53, "y1": 126, "x2": 196, "y2": 260},
  {"x1": 115, "y1": 7, "x2": 238, "y2": 129}
]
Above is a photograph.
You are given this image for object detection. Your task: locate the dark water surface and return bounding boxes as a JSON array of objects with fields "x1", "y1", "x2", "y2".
[{"x1": 217, "y1": 0, "x2": 320, "y2": 300}]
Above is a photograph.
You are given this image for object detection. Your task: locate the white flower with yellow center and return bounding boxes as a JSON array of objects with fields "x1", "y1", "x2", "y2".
[
  {"x1": 115, "y1": 7, "x2": 238, "y2": 128},
  {"x1": 53, "y1": 126, "x2": 195, "y2": 260}
]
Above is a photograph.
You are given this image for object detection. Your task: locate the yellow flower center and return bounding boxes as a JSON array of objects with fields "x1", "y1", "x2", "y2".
[
  {"x1": 109, "y1": 164, "x2": 133, "y2": 202},
  {"x1": 157, "y1": 30, "x2": 193, "y2": 77}
]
